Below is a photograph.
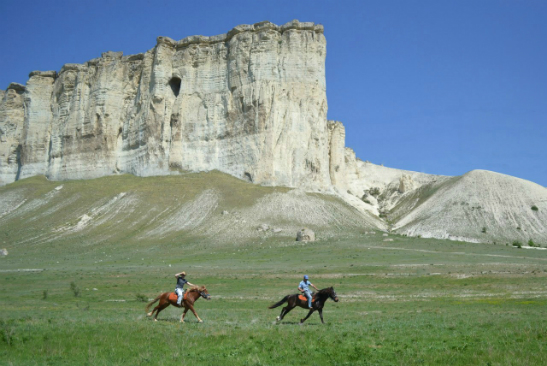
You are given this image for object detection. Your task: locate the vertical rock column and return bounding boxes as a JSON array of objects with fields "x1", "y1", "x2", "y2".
[
  {"x1": 19, "y1": 71, "x2": 56, "y2": 180},
  {"x1": 0, "y1": 83, "x2": 26, "y2": 184},
  {"x1": 328, "y1": 120, "x2": 347, "y2": 190}
]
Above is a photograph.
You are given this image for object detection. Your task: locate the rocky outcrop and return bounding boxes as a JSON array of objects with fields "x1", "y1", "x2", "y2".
[
  {"x1": 296, "y1": 228, "x2": 315, "y2": 242},
  {"x1": 0, "y1": 20, "x2": 330, "y2": 189},
  {"x1": 398, "y1": 174, "x2": 414, "y2": 193},
  {"x1": 328, "y1": 120, "x2": 347, "y2": 190}
]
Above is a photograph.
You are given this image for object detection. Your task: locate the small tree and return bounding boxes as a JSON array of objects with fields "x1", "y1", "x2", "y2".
[{"x1": 531, "y1": 205, "x2": 539, "y2": 212}]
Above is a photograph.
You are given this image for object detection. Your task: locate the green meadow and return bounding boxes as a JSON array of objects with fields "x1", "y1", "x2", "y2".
[
  {"x1": 1, "y1": 175, "x2": 546, "y2": 365},
  {"x1": 2, "y1": 235, "x2": 547, "y2": 365}
]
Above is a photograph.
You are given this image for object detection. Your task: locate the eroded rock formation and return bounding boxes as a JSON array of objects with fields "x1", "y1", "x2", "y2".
[{"x1": 1, "y1": 20, "x2": 334, "y2": 190}]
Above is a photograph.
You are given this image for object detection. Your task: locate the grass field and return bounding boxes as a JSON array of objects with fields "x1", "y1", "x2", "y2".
[
  {"x1": 1, "y1": 175, "x2": 547, "y2": 365},
  {"x1": 2, "y1": 233, "x2": 547, "y2": 365}
]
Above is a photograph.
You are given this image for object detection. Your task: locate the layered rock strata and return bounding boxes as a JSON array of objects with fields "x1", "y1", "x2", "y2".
[{"x1": 1, "y1": 20, "x2": 333, "y2": 189}]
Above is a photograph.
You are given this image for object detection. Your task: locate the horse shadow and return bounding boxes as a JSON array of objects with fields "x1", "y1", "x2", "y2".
[
  {"x1": 146, "y1": 318, "x2": 203, "y2": 323},
  {"x1": 276, "y1": 321, "x2": 321, "y2": 326}
]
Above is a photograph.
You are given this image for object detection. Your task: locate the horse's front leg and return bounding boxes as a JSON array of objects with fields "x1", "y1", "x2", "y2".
[
  {"x1": 189, "y1": 304, "x2": 203, "y2": 323},
  {"x1": 300, "y1": 309, "x2": 314, "y2": 324},
  {"x1": 318, "y1": 308, "x2": 325, "y2": 324}
]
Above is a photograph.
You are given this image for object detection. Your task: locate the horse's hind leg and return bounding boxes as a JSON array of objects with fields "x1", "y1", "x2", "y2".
[
  {"x1": 148, "y1": 305, "x2": 160, "y2": 319},
  {"x1": 153, "y1": 303, "x2": 170, "y2": 321},
  {"x1": 181, "y1": 308, "x2": 189, "y2": 323},
  {"x1": 277, "y1": 306, "x2": 293, "y2": 322},
  {"x1": 300, "y1": 309, "x2": 314, "y2": 324}
]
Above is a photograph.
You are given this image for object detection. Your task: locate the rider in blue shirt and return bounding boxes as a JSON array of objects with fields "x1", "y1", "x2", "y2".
[
  {"x1": 174, "y1": 271, "x2": 196, "y2": 306},
  {"x1": 298, "y1": 275, "x2": 319, "y2": 309}
]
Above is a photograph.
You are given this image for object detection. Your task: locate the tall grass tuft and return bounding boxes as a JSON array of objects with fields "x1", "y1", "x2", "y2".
[{"x1": 70, "y1": 282, "x2": 80, "y2": 297}]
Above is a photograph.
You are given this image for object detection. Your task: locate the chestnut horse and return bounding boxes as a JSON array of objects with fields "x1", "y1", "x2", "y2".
[
  {"x1": 269, "y1": 287, "x2": 339, "y2": 324},
  {"x1": 146, "y1": 286, "x2": 210, "y2": 322}
]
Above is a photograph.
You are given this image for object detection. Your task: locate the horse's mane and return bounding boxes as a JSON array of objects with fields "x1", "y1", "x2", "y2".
[{"x1": 315, "y1": 287, "x2": 333, "y2": 295}]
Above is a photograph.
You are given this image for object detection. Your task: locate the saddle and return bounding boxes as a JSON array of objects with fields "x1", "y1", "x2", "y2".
[
  {"x1": 169, "y1": 291, "x2": 188, "y2": 302},
  {"x1": 298, "y1": 294, "x2": 316, "y2": 302}
]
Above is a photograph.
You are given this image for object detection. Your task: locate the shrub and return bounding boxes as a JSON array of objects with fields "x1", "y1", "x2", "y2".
[
  {"x1": 512, "y1": 241, "x2": 522, "y2": 249},
  {"x1": 528, "y1": 239, "x2": 536, "y2": 247},
  {"x1": 369, "y1": 187, "x2": 381, "y2": 197},
  {"x1": 42, "y1": 290, "x2": 48, "y2": 300},
  {"x1": 481, "y1": 227, "x2": 487, "y2": 234},
  {"x1": 135, "y1": 293, "x2": 148, "y2": 302},
  {"x1": 531, "y1": 205, "x2": 539, "y2": 212},
  {"x1": 70, "y1": 282, "x2": 80, "y2": 297}
]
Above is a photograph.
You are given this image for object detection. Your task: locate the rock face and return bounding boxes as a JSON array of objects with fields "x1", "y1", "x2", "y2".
[
  {"x1": 398, "y1": 174, "x2": 414, "y2": 193},
  {"x1": 0, "y1": 20, "x2": 332, "y2": 190}
]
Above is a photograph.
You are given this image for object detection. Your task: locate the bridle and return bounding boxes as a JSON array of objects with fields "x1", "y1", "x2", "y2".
[{"x1": 329, "y1": 288, "x2": 339, "y2": 302}]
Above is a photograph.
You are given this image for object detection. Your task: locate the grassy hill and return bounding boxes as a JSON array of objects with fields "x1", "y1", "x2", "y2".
[{"x1": 0, "y1": 171, "x2": 380, "y2": 259}]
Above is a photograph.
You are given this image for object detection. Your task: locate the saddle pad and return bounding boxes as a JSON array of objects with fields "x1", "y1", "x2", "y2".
[
  {"x1": 298, "y1": 295, "x2": 315, "y2": 302},
  {"x1": 169, "y1": 292, "x2": 188, "y2": 302}
]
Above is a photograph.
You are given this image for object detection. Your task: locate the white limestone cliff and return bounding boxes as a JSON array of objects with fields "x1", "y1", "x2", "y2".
[{"x1": 0, "y1": 20, "x2": 330, "y2": 190}]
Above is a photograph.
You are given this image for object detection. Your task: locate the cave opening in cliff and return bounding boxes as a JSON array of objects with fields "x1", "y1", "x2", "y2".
[{"x1": 169, "y1": 77, "x2": 182, "y2": 97}]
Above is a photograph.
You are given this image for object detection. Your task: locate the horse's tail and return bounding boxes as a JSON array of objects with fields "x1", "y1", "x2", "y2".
[
  {"x1": 145, "y1": 294, "x2": 162, "y2": 313},
  {"x1": 268, "y1": 295, "x2": 290, "y2": 309}
]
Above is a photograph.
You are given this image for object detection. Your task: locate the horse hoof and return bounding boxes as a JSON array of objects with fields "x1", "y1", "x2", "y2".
[
  {"x1": 276, "y1": 316, "x2": 280, "y2": 322},
  {"x1": 198, "y1": 320, "x2": 203, "y2": 323},
  {"x1": 153, "y1": 319, "x2": 157, "y2": 322},
  {"x1": 147, "y1": 312, "x2": 152, "y2": 317}
]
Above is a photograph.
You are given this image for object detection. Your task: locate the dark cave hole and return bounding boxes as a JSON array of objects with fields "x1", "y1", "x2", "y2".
[{"x1": 169, "y1": 77, "x2": 182, "y2": 97}]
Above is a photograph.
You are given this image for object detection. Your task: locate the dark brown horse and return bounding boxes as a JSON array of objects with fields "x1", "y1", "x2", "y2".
[
  {"x1": 269, "y1": 287, "x2": 339, "y2": 324},
  {"x1": 146, "y1": 286, "x2": 210, "y2": 322}
]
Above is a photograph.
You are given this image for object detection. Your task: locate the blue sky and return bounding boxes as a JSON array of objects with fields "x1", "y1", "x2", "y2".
[{"x1": 1, "y1": 0, "x2": 546, "y2": 186}]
